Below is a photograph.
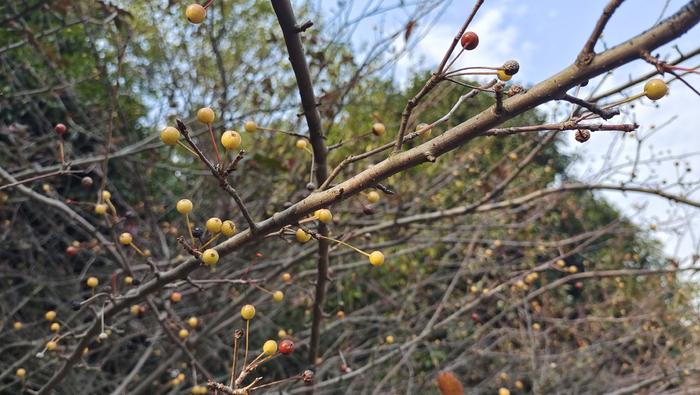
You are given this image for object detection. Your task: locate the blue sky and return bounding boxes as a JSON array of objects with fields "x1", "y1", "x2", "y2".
[{"x1": 320, "y1": 0, "x2": 700, "y2": 260}]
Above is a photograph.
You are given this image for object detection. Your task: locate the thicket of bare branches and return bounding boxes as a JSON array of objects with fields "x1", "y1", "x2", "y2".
[{"x1": 2, "y1": 1, "x2": 700, "y2": 394}]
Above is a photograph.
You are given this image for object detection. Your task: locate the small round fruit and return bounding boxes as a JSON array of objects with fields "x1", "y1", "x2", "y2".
[
  {"x1": 176, "y1": 199, "x2": 193, "y2": 214},
  {"x1": 278, "y1": 329, "x2": 287, "y2": 338},
  {"x1": 281, "y1": 272, "x2": 292, "y2": 282},
  {"x1": 497, "y1": 69, "x2": 512, "y2": 81},
  {"x1": 241, "y1": 304, "x2": 256, "y2": 320},
  {"x1": 130, "y1": 305, "x2": 141, "y2": 316},
  {"x1": 644, "y1": 78, "x2": 668, "y2": 100},
  {"x1": 314, "y1": 209, "x2": 332, "y2": 224},
  {"x1": 86, "y1": 277, "x2": 99, "y2": 288},
  {"x1": 369, "y1": 251, "x2": 384, "y2": 266},
  {"x1": 498, "y1": 388, "x2": 510, "y2": 395},
  {"x1": 187, "y1": 316, "x2": 199, "y2": 328},
  {"x1": 244, "y1": 120, "x2": 257, "y2": 133},
  {"x1": 196, "y1": 107, "x2": 215, "y2": 124},
  {"x1": 102, "y1": 190, "x2": 112, "y2": 200},
  {"x1": 367, "y1": 191, "x2": 380, "y2": 203},
  {"x1": 186, "y1": 4, "x2": 206, "y2": 24},
  {"x1": 263, "y1": 340, "x2": 277, "y2": 355},
  {"x1": 171, "y1": 292, "x2": 182, "y2": 302},
  {"x1": 46, "y1": 341, "x2": 57, "y2": 351},
  {"x1": 221, "y1": 220, "x2": 236, "y2": 237},
  {"x1": 279, "y1": 339, "x2": 295, "y2": 355},
  {"x1": 179, "y1": 329, "x2": 189, "y2": 339},
  {"x1": 371, "y1": 122, "x2": 385, "y2": 136},
  {"x1": 50, "y1": 322, "x2": 60, "y2": 332},
  {"x1": 273, "y1": 291, "x2": 284, "y2": 302},
  {"x1": 65, "y1": 245, "x2": 79, "y2": 257},
  {"x1": 460, "y1": 31, "x2": 479, "y2": 50},
  {"x1": 416, "y1": 122, "x2": 432, "y2": 135},
  {"x1": 385, "y1": 335, "x2": 394, "y2": 344},
  {"x1": 45, "y1": 311, "x2": 57, "y2": 321},
  {"x1": 54, "y1": 123, "x2": 67, "y2": 136},
  {"x1": 514, "y1": 380, "x2": 524, "y2": 390},
  {"x1": 160, "y1": 126, "x2": 180, "y2": 145},
  {"x1": 81, "y1": 176, "x2": 93, "y2": 188},
  {"x1": 221, "y1": 130, "x2": 241, "y2": 150},
  {"x1": 16, "y1": 368, "x2": 26, "y2": 378},
  {"x1": 296, "y1": 139, "x2": 307, "y2": 149},
  {"x1": 336, "y1": 310, "x2": 345, "y2": 320},
  {"x1": 296, "y1": 228, "x2": 311, "y2": 243},
  {"x1": 206, "y1": 217, "x2": 223, "y2": 233},
  {"x1": 124, "y1": 276, "x2": 134, "y2": 285},
  {"x1": 532, "y1": 323, "x2": 541, "y2": 331},
  {"x1": 201, "y1": 249, "x2": 219, "y2": 265},
  {"x1": 95, "y1": 203, "x2": 108, "y2": 215},
  {"x1": 119, "y1": 232, "x2": 133, "y2": 245},
  {"x1": 13, "y1": 321, "x2": 23, "y2": 330}
]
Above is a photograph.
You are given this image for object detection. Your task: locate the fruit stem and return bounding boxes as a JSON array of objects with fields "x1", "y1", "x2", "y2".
[
  {"x1": 129, "y1": 242, "x2": 147, "y2": 257},
  {"x1": 604, "y1": 92, "x2": 645, "y2": 109},
  {"x1": 208, "y1": 123, "x2": 222, "y2": 164},
  {"x1": 185, "y1": 214, "x2": 195, "y2": 246},
  {"x1": 200, "y1": 233, "x2": 221, "y2": 249},
  {"x1": 58, "y1": 140, "x2": 65, "y2": 165},
  {"x1": 243, "y1": 320, "x2": 250, "y2": 372},
  {"x1": 316, "y1": 234, "x2": 370, "y2": 257},
  {"x1": 177, "y1": 141, "x2": 199, "y2": 157}
]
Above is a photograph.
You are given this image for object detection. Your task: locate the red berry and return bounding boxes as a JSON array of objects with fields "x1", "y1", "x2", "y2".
[
  {"x1": 279, "y1": 339, "x2": 295, "y2": 355},
  {"x1": 54, "y1": 123, "x2": 67, "y2": 136},
  {"x1": 575, "y1": 281, "x2": 584, "y2": 290},
  {"x1": 65, "y1": 246, "x2": 79, "y2": 257},
  {"x1": 471, "y1": 312, "x2": 480, "y2": 322},
  {"x1": 460, "y1": 32, "x2": 479, "y2": 50}
]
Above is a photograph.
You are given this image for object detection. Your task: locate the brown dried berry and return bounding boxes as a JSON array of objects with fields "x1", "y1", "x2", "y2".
[
  {"x1": 302, "y1": 370, "x2": 314, "y2": 384},
  {"x1": 575, "y1": 129, "x2": 591, "y2": 143},
  {"x1": 502, "y1": 60, "x2": 520, "y2": 76},
  {"x1": 81, "y1": 176, "x2": 93, "y2": 188}
]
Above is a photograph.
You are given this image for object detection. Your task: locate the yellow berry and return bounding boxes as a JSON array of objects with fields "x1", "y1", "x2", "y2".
[
  {"x1": 160, "y1": 126, "x2": 180, "y2": 145},
  {"x1": 514, "y1": 380, "x2": 524, "y2": 390},
  {"x1": 314, "y1": 209, "x2": 332, "y2": 224},
  {"x1": 532, "y1": 323, "x2": 541, "y2": 331},
  {"x1": 119, "y1": 232, "x2": 133, "y2": 245},
  {"x1": 498, "y1": 388, "x2": 511, "y2": 395},
  {"x1": 385, "y1": 335, "x2": 394, "y2": 344},
  {"x1": 568, "y1": 266, "x2": 578, "y2": 273},
  {"x1": 295, "y1": 228, "x2": 311, "y2": 243},
  {"x1": 13, "y1": 321, "x2": 23, "y2": 330},
  {"x1": 201, "y1": 249, "x2": 219, "y2": 265},
  {"x1": 206, "y1": 217, "x2": 222, "y2": 233},
  {"x1": 45, "y1": 310, "x2": 57, "y2": 321},
  {"x1": 336, "y1": 310, "x2": 345, "y2": 320},
  {"x1": 244, "y1": 120, "x2": 257, "y2": 133},
  {"x1": 367, "y1": 191, "x2": 380, "y2": 203},
  {"x1": 130, "y1": 305, "x2": 141, "y2": 316},
  {"x1": 369, "y1": 251, "x2": 384, "y2": 266},
  {"x1": 86, "y1": 276, "x2": 99, "y2": 288},
  {"x1": 95, "y1": 203, "x2": 108, "y2": 215},
  {"x1": 46, "y1": 341, "x2": 58, "y2": 351},
  {"x1": 179, "y1": 329, "x2": 189, "y2": 339},
  {"x1": 644, "y1": 78, "x2": 668, "y2": 100},
  {"x1": 281, "y1": 272, "x2": 292, "y2": 282},
  {"x1": 185, "y1": 4, "x2": 206, "y2": 24},
  {"x1": 263, "y1": 339, "x2": 277, "y2": 355},
  {"x1": 196, "y1": 107, "x2": 215, "y2": 124},
  {"x1": 497, "y1": 69, "x2": 512, "y2": 81},
  {"x1": 273, "y1": 291, "x2": 284, "y2": 302},
  {"x1": 171, "y1": 292, "x2": 182, "y2": 302},
  {"x1": 124, "y1": 276, "x2": 134, "y2": 285},
  {"x1": 555, "y1": 259, "x2": 566, "y2": 268},
  {"x1": 16, "y1": 368, "x2": 26, "y2": 378},
  {"x1": 221, "y1": 130, "x2": 241, "y2": 150},
  {"x1": 187, "y1": 316, "x2": 199, "y2": 328},
  {"x1": 176, "y1": 199, "x2": 193, "y2": 214},
  {"x1": 241, "y1": 304, "x2": 256, "y2": 320},
  {"x1": 278, "y1": 329, "x2": 287, "y2": 338},
  {"x1": 221, "y1": 220, "x2": 236, "y2": 237},
  {"x1": 296, "y1": 139, "x2": 307, "y2": 149},
  {"x1": 372, "y1": 122, "x2": 385, "y2": 136},
  {"x1": 102, "y1": 190, "x2": 111, "y2": 200}
]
